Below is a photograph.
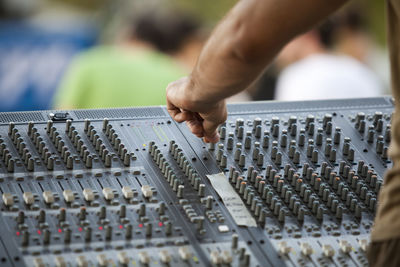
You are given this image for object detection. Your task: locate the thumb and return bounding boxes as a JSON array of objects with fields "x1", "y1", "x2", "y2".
[
  {"x1": 201, "y1": 101, "x2": 227, "y2": 143},
  {"x1": 202, "y1": 119, "x2": 220, "y2": 143}
]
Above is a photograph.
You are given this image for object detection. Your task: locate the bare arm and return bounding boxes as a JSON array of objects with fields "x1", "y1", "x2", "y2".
[{"x1": 166, "y1": 0, "x2": 348, "y2": 142}]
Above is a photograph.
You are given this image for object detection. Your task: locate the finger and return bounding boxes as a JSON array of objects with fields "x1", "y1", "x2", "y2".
[
  {"x1": 201, "y1": 102, "x2": 227, "y2": 143},
  {"x1": 186, "y1": 119, "x2": 204, "y2": 137},
  {"x1": 174, "y1": 110, "x2": 195, "y2": 122},
  {"x1": 203, "y1": 132, "x2": 219, "y2": 143},
  {"x1": 166, "y1": 81, "x2": 186, "y2": 122},
  {"x1": 167, "y1": 108, "x2": 183, "y2": 122},
  {"x1": 202, "y1": 119, "x2": 220, "y2": 143},
  {"x1": 167, "y1": 104, "x2": 193, "y2": 123},
  {"x1": 166, "y1": 99, "x2": 183, "y2": 121}
]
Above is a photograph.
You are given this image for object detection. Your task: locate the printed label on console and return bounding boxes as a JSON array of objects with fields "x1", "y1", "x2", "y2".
[{"x1": 206, "y1": 173, "x2": 257, "y2": 227}]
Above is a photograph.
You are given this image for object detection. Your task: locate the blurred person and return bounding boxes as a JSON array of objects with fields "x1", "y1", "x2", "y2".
[
  {"x1": 0, "y1": 0, "x2": 97, "y2": 112},
  {"x1": 172, "y1": 28, "x2": 207, "y2": 70},
  {"x1": 53, "y1": 9, "x2": 200, "y2": 109},
  {"x1": 274, "y1": 21, "x2": 383, "y2": 101},
  {"x1": 333, "y1": 8, "x2": 371, "y2": 63},
  {"x1": 333, "y1": 7, "x2": 391, "y2": 92},
  {"x1": 244, "y1": 65, "x2": 278, "y2": 101},
  {"x1": 250, "y1": 7, "x2": 385, "y2": 102}
]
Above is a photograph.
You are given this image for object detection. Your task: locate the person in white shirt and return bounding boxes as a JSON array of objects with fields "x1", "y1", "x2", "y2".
[{"x1": 274, "y1": 24, "x2": 383, "y2": 101}]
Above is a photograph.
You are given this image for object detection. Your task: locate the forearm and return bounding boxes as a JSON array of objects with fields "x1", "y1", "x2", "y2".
[{"x1": 189, "y1": 0, "x2": 348, "y2": 105}]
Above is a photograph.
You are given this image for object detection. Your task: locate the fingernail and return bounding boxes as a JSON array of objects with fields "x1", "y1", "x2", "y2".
[{"x1": 205, "y1": 133, "x2": 219, "y2": 143}]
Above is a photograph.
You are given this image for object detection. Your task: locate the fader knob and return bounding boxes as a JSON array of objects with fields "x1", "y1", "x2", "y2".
[
  {"x1": 235, "y1": 118, "x2": 244, "y2": 132},
  {"x1": 288, "y1": 116, "x2": 297, "y2": 128},
  {"x1": 102, "y1": 118, "x2": 109, "y2": 131},
  {"x1": 84, "y1": 227, "x2": 92, "y2": 242},
  {"x1": 43, "y1": 229, "x2": 51, "y2": 245},
  {"x1": 220, "y1": 126, "x2": 226, "y2": 140},
  {"x1": 271, "y1": 117, "x2": 280, "y2": 128},
  {"x1": 145, "y1": 223, "x2": 152, "y2": 237},
  {"x1": 38, "y1": 209, "x2": 46, "y2": 223},
  {"x1": 139, "y1": 203, "x2": 146, "y2": 217},
  {"x1": 237, "y1": 126, "x2": 244, "y2": 139},
  {"x1": 159, "y1": 250, "x2": 171, "y2": 264},
  {"x1": 64, "y1": 228, "x2": 71, "y2": 244},
  {"x1": 196, "y1": 216, "x2": 205, "y2": 232},
  {"x1": 58, "y1": 208, "x2": 66, "y2": 222},
  {"x1": 17, "y1": 211, "x2": 25, "y2": 224},
  {"x1": 255, "y1": 125, "x2": 262, "y2": 138},
  {"x1": 322, "y1": 244, "x2": 335, "y2": 257},
  {"x1": 22, "y1": 231, "x2": 30, "y2": 247},
  {"x1": 125, "y1": 225, "x2": 133, "y2": 240},
  {"x1": 77, "y1": 256, "x2": 88, "y2": 267},
  {"x1": 97, "y1": 254, "x2": 108, "y2": 267},
  {"x1": 27, "y1": 158, "x2": 34, "y2": 171},
  {"x1": 66, "y1": 156, "x2": 74, "y2": 169},
  {"x1": 55, "y1": 256, "x2": 66, "y2": 267},
  {"x1": 157, "y1": 202, "x2": 166, "y2": 215},
  {"x1": 323, "y1": 114, "x2": 332, "y2": 128},
  {"x1": 179, "y1": 247, "x2": 192, "y2": 261},
  {"x1": 105, "y1": 225, "x2": 113, "y2": 241},
  {"x1": 79, "y1": 207, "x2": 86, "y2": 221},
  {"x1": 305, "y1": 115, "x2": 315, "y2": 129},
  {"x1": 165, "y1": 221, "x2": 172, "y2": 235},
  {"x1": 7, "y1": 159, "x2": 15, "y2": 172},
  {"x1": 99, "y1": 206, "x2": 107, "y2": 219},
  {"x1": 139, "y1": 252, "x2": 150, "y2": 265}
]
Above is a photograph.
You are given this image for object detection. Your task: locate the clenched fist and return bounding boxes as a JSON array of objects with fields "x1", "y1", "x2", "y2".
[{"x1": 166, "y1": 76, "x2": 227, "y2": 143}]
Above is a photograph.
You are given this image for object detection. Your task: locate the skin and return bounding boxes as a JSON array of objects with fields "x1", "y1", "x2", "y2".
[
  {"x1": 166, "y1": 0, "x2": 348, "y2": 143},
  {"x1": 276, "y1": 32, "x2": 326, "y2": 70}
]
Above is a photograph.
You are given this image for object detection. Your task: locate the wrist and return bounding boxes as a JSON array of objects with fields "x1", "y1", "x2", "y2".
[{"x1": 183, "y1": 73, "x2": 224, "y2": 112}]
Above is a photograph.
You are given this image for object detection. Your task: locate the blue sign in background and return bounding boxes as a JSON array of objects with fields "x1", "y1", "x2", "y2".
[{"x1": 0, "y1": 21, "x2": 96, "y2": 112}]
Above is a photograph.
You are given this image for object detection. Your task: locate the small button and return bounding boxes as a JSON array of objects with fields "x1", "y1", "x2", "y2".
[
  {"x1": 118, "y1": 252, "x2": 129, "y2": 265},
  {"x1": 77, "y1": 255, "x2": 88, "y2": 267},
  {"x1": 83, "y1": 188, "x2": 94, "y2": 202},
  {"x1": 63, "y1": 190, "x2": 75, "y2": 203},
  {"x1": 218, "y1": 225, "x2": 230, "y2": 233},
  {"x1": 339, "y1": 240, "x2": 352, "y2": 253},
  {"x1": 159, "y1": 250, "x2": 171, "y2": 263},
  {"x1": 42, "y1": 191, "x2": 54, "y2": 204},
  {"x1": 322, "y1": 244, "x2": 335, "y2": 257},
  {"x1": 23, "y1": 192, "x2": 34, "y2": 205},
  {"x1": 300, "y1": 243, "x2": 313, "y2": 256},
  {"x1": 278, "y1": 241, "x2": 291, "y2": 255},
  {"x1": 141, "y1": 185, "x2": 153, "y2": 198},
  {"x1": 139, "y1": 251, "x2": 150, "y2": 264},
  {"x1": 179, "y1": 247, "x2": 192, "y2": 261},
  {"x1": 122, "y1": 186, "x2": 133, "y2": 199},
  {"x1": 2, "y1": 192, "x2": 14, "y2": 206},
  {"x1": 102, "y1": 188, "x2": 114, "y2": 200}
]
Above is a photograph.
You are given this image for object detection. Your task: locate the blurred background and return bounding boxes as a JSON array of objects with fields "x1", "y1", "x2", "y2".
[{"x1": 0, "y1": 0, "x2": 389, "y2": 111}]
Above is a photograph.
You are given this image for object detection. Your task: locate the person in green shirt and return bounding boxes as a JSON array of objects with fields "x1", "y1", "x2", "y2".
[{"x1": 53, "y1": 10, "x2": 200, "y2": 109}]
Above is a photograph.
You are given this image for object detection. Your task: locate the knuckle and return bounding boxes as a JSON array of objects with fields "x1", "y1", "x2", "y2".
[
  {"x1": 218, "y1": 113, "x2": 228, "y2": 124},
  {"x1": 166, "y1": 80, "x2": 178, "y2": 91}
]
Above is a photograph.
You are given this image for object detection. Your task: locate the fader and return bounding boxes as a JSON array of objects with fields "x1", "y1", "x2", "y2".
[{"x1": 0, "y1": 97, "x2": 393, "y2": 266}]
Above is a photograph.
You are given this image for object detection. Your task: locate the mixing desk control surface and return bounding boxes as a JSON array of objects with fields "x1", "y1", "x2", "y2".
[{"x1": 0, "y1": 97, "x2": 393, "y2": 267}]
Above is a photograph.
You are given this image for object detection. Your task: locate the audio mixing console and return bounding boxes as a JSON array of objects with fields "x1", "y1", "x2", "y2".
[{"x1": 0, "y1": 97, "x2": 394, "y2": 267}]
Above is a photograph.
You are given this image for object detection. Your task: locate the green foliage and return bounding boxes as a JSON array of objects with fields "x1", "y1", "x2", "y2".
[
  {"x1": 365, "y1": 0, "x2": 386, "y2": 46},
  {"x1": 171, "y1": 0, "x2": 236, "y2": 25}
]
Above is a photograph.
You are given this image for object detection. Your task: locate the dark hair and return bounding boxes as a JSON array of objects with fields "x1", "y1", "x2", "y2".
[
  {"x1": 339, "y1": 9, "x2": 365, "y2": 31},
  {"x1": 133, "y1": 10, "x2": 200, "y2": 54},
  {"x1": 317, "y1": 19, "x2": 336, "y2": 48},
  {"x1": 316, "y1": 8, "x2": 366, "y2": 48}
]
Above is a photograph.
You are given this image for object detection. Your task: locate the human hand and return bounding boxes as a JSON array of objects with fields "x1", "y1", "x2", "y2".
[{"x1": 166, "y1": 76, "x2": 227, "y2": 143}]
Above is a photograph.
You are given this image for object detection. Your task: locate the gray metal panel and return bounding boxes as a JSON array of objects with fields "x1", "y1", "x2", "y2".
[
  {"x1": 227, "y1": 96, "x2": 393, "y2": 114},
  {"x1": 0, "y1": 112, "x2": 44, "y2": 123},
  {"x1": 73, "y1": 106, "x2": 168, "y2": 120}
]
